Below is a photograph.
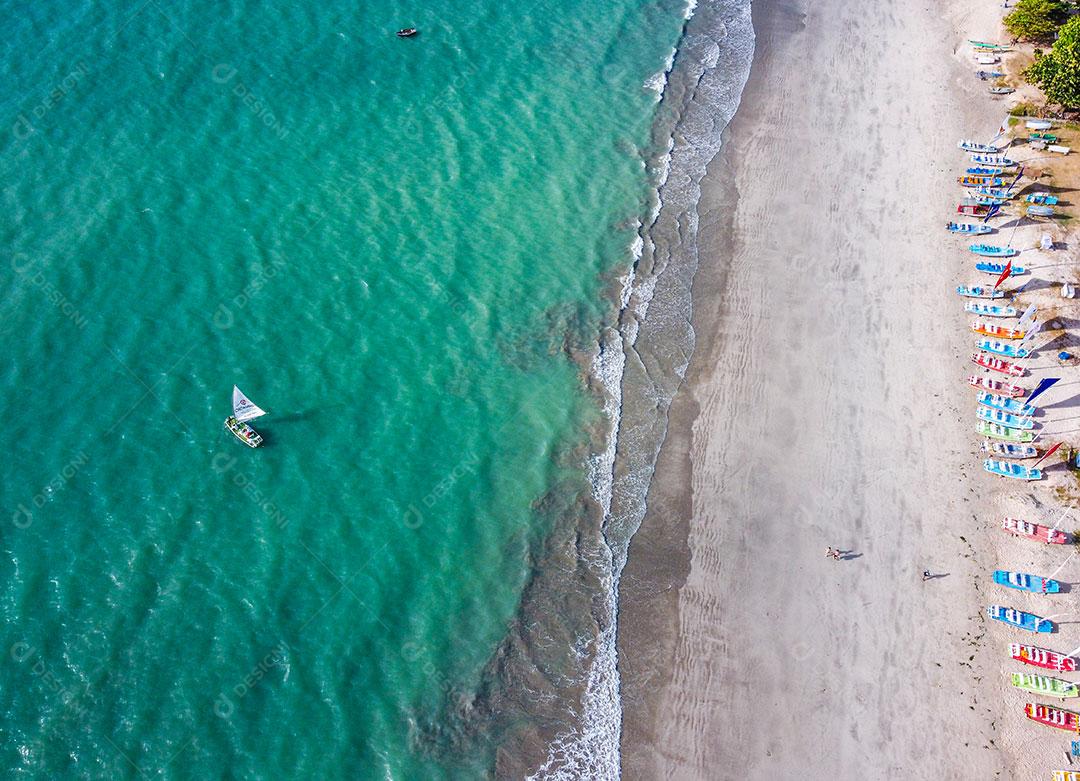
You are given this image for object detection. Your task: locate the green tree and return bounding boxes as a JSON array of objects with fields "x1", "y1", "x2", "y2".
[
  {"x1": 1004, "y1": 0, "x2": 1070, "y2": 42},
  {"x1": 1026, "y1": 15, "x2": 1080, "y2": 107}
]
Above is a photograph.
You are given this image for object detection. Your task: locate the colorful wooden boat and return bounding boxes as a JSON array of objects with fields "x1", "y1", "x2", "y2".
[
  {"x1": 977, "y1": 421, "x2": 1034, "y2": 442},
  {"x1": 994, "y1": 570, "x2": 1061, "y2": 593},
  {"x1": 968, "y1": 374, "x2": 1025, "y2": 395},
  {"x1": 1030, "y1": 132, "x2": 1058, "y2": 143},
  {"x1": 972, "y1": 322, "x2": 1026, "y2": 339},
  {"x1": 972, "y1": 195, "x2": 1007, "y2": 206},
  {"x1": 1052, "y1": 771, "x2": 1080, "y2": 781},
  {"x1": 976, "y1": 71, "x2": 1005, "y2": 80},
  {"x1": 957, "y1": 202, "x2": 999, "y2": 217},
  {"x1": 977, "y1": 407, "x2": 1033, "y2": 429},
  {"x1": 968, "y1": 244, "x2": 1017, "y2": 259},
  {"x1": 1011, "y1": 643, "x2": 1077, "y2": 671},
  {"x1": 974, "y1": 187, "x2": 1016, "y2": 200},
  {"x1": 988, "y1": 605, "x2": 1054, "y2": 632},
  {"x1": 1029, "y1": 204, "x2": 1056, "y2": 217},
  {"x1": 959, "y1": 140, "x2": 1000, "y2": 153},
  {"x1": 958, "y1": 285, "x2": 1006, "y2": 299},
  {"x1": 975, "y1": 261, "x2": 1025, "y2": 276},
  {"x1": 960, "y1": 175, "x2": 1005, "y2": 187},
  {"x1": 1025, "y1": 703, "x2": 1080, "y2": 731},
  {"x1": 989, "y1": 86, "x2": 1015, "y2": 94},
  {"x1": 964, "y1": 302, "x2": 1017, "y2": 318},
  {"x1": 970, "y1": 154, "x2": 1017, "y2": 168},
  {"x1": 976, "y1": 391, "x2": 1034, "y2": 415},
  {"x1": 969, "y1": 40, "x2": 1009, "y2": 51},
  {"x1": 1002, "y1": 518, "x2": 1069, "y2": 545},
  {"x1": 984, "y1": 459, "x2": 1042, "y2": 480},
  {"x1": 971, "y1": 352, "x2": 1025, "y2": 375},
  {"x1": 982, "y1": 440, "x2": 1038, "y2": 458},
  {"x1": 1025, "y1": 193, "x2": 1059, "y2": 205},
  {"x1": 967, "y1": 166, "x2": 1003, "y2": 176},
  {"x1": 1012, "y1": 673, "x2": 1078, "y2": 697},
  {"x1": 947, "y1": 221, "x2": 994, "y2": 235},
  {"x1": 976, "y1": 338, "x2": 1029, "y2": 358}
]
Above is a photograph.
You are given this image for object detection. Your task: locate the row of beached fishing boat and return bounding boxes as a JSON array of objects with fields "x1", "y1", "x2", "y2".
[
  {"x1": 951, "y1": 135, "x2": 1053, "y2": 481},
  {"x1": 955, "y1": 103, "x2": 1080, "y2": 772}
]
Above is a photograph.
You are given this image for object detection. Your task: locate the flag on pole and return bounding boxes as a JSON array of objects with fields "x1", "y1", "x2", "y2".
[
  {"x1": 1032, "y1": 441, "x2": 1063, "y2": 469},
  {"x1": 1017, "y1": 302, "x2": 1038, "y2": 329},
  {"x1": 993, "y1": 260, "x2": 1013, "y2": 290},
  {"x1": 1027, "y1": 377, "x2": 1060, "y2": 405}
]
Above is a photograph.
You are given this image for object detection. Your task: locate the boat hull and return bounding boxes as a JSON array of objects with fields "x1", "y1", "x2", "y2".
[
  {"x1": 1011, "y1": 643, "x2": 1078, "y2": 671},
  {"x1": 224, "y1": 416, "x2": 263, "y2": 448},
  {"x1": 987, "y1": 605, "x2": 1054, "y2": 632},
  {"x1": 1002, "y1": 518, "x2": 1069, "y2": 544},
  {"x1": 1025, "y1": 703, "x2": 1080, "y2": 731},
  {"x1": 994, "y1": 570, "x2": 1060, "y2": 593}
]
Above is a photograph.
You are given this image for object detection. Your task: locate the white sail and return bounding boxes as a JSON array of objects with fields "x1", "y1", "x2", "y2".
[{"x1": 232, "y1": 386, "x2": 267, "y2": 422}]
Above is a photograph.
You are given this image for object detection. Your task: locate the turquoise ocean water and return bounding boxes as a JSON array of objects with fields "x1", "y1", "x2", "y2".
[{"x1": 1, "y1": 0, "x2": 755, "y2": 777}]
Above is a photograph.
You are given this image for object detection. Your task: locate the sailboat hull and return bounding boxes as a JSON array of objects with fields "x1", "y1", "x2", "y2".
[{"x1": 225, "y1": 416, "x2": 263, "y2": 448}]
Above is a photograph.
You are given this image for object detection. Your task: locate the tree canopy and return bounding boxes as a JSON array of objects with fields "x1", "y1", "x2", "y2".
[
  {"x1": 1004, "y1": 0, "x2": 1071, "y2": 42},
  {"x1": 1025, "y1": 15, "x2": 1080, "y2": 107}
]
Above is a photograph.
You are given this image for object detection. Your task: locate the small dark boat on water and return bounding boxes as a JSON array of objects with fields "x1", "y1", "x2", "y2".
[{"x1": 397, "y1": 27, "x2": 418, "y2": 38}]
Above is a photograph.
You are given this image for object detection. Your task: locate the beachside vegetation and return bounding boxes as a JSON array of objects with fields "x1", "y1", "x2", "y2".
[
  {"x1": 1004, "y1": 0, "x2": 1071, "y2": 42},
  {"x1": 1026, "y1": 16, "x2": 1080, "y2": 107}
]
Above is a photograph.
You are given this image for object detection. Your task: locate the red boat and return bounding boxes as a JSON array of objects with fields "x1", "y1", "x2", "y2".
[
  {"x1": 1011, "y1": 643, "x2": 1078, "y2": 672},
  {"x1": 1002, "y1": 517, "x2": 1069, "y2": 545},
  {"x1": 958, "y1": 203, "x2": 995, "y2": 217},
  {"x1": 972, "y1": 352, "x2": 1025, "y2": 376},
  {"x1": 967, "y1": 375, "x2": 1026, "y2": 396},
  {"x1": 1025, "y1": 703, "x2": 1080, "y2": 731}
]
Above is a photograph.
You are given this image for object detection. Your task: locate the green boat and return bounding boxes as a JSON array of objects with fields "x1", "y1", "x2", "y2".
[
  {"x1": 977, "y1": 420, "x2": 1035, "y2": 443},
  {"x1": 1011, "y1": 672, "x2": 1080, "y2": 698},
  {"x1": 970, "y1": 40, "x2": 1009, "y2": 52}
]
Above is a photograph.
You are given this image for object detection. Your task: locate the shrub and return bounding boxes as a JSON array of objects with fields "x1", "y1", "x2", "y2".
[
  {"x1": 1026, "y1": 16, "x2": 1080, "y2": 108},
  {"x1": 1004, "y1": 0, "x2": 1070, "y2": 41}
]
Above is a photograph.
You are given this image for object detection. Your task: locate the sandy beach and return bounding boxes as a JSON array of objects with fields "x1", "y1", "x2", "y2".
[{"x1": 617, "y1": 0, "x2": 1024, "y2": 776}]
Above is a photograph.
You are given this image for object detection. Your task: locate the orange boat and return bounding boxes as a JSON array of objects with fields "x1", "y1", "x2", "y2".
[
  {"x1": 971, "y1": 322, "x2": 1025, "y2": 339},
  {"x1": 1025, "y1": 702, "x2": 1080, "y2": 731}
]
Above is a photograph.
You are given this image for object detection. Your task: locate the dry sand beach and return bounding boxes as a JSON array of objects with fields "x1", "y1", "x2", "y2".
[{"x1": 617, "y1": 0, "x2": 1030, "y2": 777}]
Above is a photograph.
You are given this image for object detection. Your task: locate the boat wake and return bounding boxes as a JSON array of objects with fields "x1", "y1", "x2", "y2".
[{"x1": 529, "y1": 0, "x2": 754, "y2": 777}]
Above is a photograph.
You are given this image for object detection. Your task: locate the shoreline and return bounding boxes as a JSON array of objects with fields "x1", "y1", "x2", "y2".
[{"x1": 618, "y1": 0, "x2": 1016, "y2": 775}]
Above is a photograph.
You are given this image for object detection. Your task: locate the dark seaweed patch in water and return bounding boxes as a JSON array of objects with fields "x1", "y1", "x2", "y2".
[
  {"x1": 408, "y1": 474, "x2": 608, "y2": 777},
  {"x1": 498, "y1": 301, "x2": 604, "y2": 372}
]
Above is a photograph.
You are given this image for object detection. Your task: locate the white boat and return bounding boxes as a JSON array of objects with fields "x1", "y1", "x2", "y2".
[
  {"x1": 960, "y1": 140, "x2": 1000, "y2": 153},
  {"x1": 982, "y1": 440, "x2": 1039, "y2": 459},
  {"x1": 225, "y1": 386, "x2": 267, "y2": 448}
]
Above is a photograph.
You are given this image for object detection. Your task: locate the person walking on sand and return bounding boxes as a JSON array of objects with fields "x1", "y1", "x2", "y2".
[
  {"x1": 923, "y1": 570, "x2": 932, "y2": 581},
  {"x1": 825, "y1": 547, "x2": 835, "y2": 559}
]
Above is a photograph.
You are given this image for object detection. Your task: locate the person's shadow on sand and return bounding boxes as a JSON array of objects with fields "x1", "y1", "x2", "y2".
[{"x1": 836, "y1": 550, "x2": 862, "y2": 561}]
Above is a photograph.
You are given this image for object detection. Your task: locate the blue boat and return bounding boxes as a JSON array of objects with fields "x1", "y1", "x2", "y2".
[
  {"x1": 1025, "y1": 193, "x2": 1059, "y2": 206},
  {"x1": 959, "y1": 139, "x2": 1000, "y2": 153},
  {"x1": 975, "y1": 187, "x2": 1015, "y2": 199},
  {"x1": 976, "y1": 339, "x2": 1029, "y2": 358},
  {"x1": 982, "y1": 441, "x2": 1038, "y2": 459},
  {"x1": 976, "y1": 261, "x2": 1025, "y2": 275},
  {"x1": 958, "y1": 285, "x2": 1006, "y2": 299},
  {"x1": 987, "y1": 604, "x2": 1054, "y2": 632},
  {"x1": 984, "y1": 459, "x2": 1043, "y2": 480},
  {"x1": 967, "y1": 166, "x2": 1002, "y2": 176},
  {"x1": 965, "y1": 302, "x2": 1016, "y2": 317},
  {"x1": 947, "y1": 221, "x2": 994, "y2": 235},
  {"x1": 1028, "y1": 204, "x2": 1055, "y2": 217},
  {"x1": 972, "y1": 195, "x2": 1007, "y2": 206},
  {"x1": 976, "y1": 392, "x2": 1035, "y2": 416},
  {"x1": 970, "y1": 243, "x2": 1018, "y2": 257},
  {"x1": 993, "y1": 570, "x2": 1061, "y2": 593},
  {"x1": 976, "y1": 70, "x2": 1005, "y2": 80},
  {"x1": 977, "y1": 407, "x2": 1033, "y2": 429}
]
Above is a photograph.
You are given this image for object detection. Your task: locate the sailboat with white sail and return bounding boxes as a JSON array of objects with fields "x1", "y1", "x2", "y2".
[{"x1": 225, "y1": 385, "x2": 267, "y2": 448}]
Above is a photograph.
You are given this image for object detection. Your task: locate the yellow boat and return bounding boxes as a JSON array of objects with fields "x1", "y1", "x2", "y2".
[{"x1": 1052, "y1": 771, "x2": 1080, "y2": 781}]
